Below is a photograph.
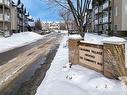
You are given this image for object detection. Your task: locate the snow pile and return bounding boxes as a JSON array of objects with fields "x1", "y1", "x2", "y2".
[
  {"x1": 83, "y1": 33, "x2": 125, "y2": 45},
  {"x1": 36, "y1": 35, "x2": 127, "y2": 95},
  {"x1": 0, "y1": 32, "x2": 43, "y2": 53},
  {"x1": 69, "y1": 34, "x2": 83, "y2": 40}
]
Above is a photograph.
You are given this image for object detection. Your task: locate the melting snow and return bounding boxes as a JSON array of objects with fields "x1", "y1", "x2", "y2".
[{"x1": 0, "y1": 32, "x2": 43, "y2": 53}]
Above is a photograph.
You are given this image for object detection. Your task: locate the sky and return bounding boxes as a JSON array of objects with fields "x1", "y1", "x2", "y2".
[
  {"x1": 14, "y1": 0, "x2": 93, "y2": 22},
  {"x1": 14, "y1": 0, "x2": 60, "y2": 22}
]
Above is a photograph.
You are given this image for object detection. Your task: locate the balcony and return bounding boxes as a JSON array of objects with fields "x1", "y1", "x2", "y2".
[
  {"x1": 99, "y1": 18, "x2": 102, "y2": 24},
  {"x1": 103, "y1": 16, "x2": 108, "y2": 23},
  {"x1": 4, "y1": 15, "x2": 10, "y2": 21},
  {"x1": 103, "y1": 1, "x2": 109, "y2": 10},
  {"x1": 0, "y1": 14, "x2": 3, "y2": 21},
  {"x1": 94, "y1": 8, "x2": 98, "y2": 14},
  {"x1": 0, "y1": 0, "x2": 10, "y2": 7},
  {"x1": 95, "y1": 20, "x2": 98, "y2": 25},
  {"x1": 94, "y1": 6, "x2": 103, "y2": 15},
  {"x1": 0, "y1": 13, "x2": 10, "y2": 22}
]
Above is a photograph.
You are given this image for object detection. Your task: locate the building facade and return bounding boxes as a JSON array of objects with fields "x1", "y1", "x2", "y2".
[
  {"x1": 86, "y1": 0, "x2": 127, "y2": 36},
  {"x1": 0, "y1": 0, "x2": 33, "y2": 37},
  {"x1": 86, "y1": 9, "x2": 93, "y2": 33},
  {"x1": 11, "y1": 0, "x2": 33, "y2": 33},
  {"x1": 0, "y1": 0, "x2": 11, "y2": 37},
  {"x1": 11, "y1": 2, "x2": 17, "y2": 33}
]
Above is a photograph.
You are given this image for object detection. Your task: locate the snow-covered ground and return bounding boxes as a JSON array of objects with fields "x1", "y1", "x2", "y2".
[
  {"x1": 0, "y1": 32, "x2": 43, "y2": 53},
  {"x1": 35, "y1": 35, "x2": 127, "y2": 95}
]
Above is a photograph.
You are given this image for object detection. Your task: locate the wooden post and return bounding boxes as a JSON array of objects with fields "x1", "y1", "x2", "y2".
[
  {"x1": 103, "y1": 42, "x2": 127, "y2": 79},
  {"x1": 68, "y1": 38, "x2": 82, "y2": 65}
]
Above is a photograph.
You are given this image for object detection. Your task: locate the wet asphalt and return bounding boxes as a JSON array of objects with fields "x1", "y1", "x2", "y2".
[
  {"x1": 0, "y1": 32, "x2": 63, "y2": 95},
  {"x1": 0, "y1": 33, "x2": 61, "y2": 65}
]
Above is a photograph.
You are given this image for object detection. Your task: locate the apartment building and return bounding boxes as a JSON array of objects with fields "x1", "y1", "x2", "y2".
[
  {"x1": 88, "y1": 0, "x2": 127, "y2": 36},
  {"x1": 41, "y1": 22, "x2": 60, "y2": 30},
  {"x1": 16, "y1": 2, "x2": 25, "y2": 32},
  {"x1": 86, "y1": 9, "x2": 93, "y2": 33},
  {"x1": 0, "y1": 0, "x2": 33, "y2": 37},
  {"x1": 0, "y1": 0, "x2": 11, "y2": 37},
  {"x1": 11, "y1": 0, "x2": 33, "y2": 33}
]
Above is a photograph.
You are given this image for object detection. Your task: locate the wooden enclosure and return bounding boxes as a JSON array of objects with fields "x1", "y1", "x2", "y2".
[{"x1": 69, "y1": 39, "x2": 127, "y2": 79}]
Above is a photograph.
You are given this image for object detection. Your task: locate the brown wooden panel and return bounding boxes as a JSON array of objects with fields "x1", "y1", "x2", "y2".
[
  {"x1": 103, "y1": 43, "x2": 127, "y2": 78},
  {"x1": 79, "y1": 42, "x2": 103, "y2": 72}
]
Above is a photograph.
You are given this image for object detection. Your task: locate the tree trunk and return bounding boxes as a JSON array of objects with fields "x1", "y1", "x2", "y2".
[{"x1": 77, "y1": 25, "x2": 84, "y2": 38}]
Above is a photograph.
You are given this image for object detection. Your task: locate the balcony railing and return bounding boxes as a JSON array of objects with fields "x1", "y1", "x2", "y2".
[
  {"x1": 0, "y1": 14, "x2": 10, "y2": 21},
  {"x1": 95, "y1": 8, "x2": 98, "y2": 14},
  {"x1": 103, "y1": 1, "x2": 109, "y2": 10},
  {"x1": 5, "y1": 15, "x2": 10, "y2": 21},
  {"x1": 0, "y1": 14, "x2": 3, "y2": 21},
  {"x1": 99, "y1": 18, "x2": 102, "y2": 24},
  {"x1": 94, "y1": 6, "x2": 103, "y2": 14},
  {"x1": 103, "y1": 16, "x2": 108, "y2": 23},
  {"x1": 95, "y1": 20, "x2": 98, "y2": 25},
  {"x1": 0, "y1": 0, "x2": 10, "y2": 6}
]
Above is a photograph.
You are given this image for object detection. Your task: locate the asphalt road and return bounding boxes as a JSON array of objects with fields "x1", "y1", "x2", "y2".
[
  {"x1": 0, "y1": 32, "x2": 62, "y2": 65},
  {"x1": 0, "y1": 32, "x2": 63, "y2": 95}
]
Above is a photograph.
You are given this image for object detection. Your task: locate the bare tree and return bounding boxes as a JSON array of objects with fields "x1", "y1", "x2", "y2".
[
  {"x1": 46, "y1": 0, "x2": 91, "y2": 37},
  {"x1": 59, "y1": 9, "x2": 71, "y2": 33},
  {"x1": 35, "y1": 19, "x2": 42, "y2": 30}
]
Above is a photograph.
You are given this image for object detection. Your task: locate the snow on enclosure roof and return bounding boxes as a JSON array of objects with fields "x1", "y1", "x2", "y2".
[
  {"x1": 83, "y1": 33, "x2": 107, "y2": 45},
  {"x1": 102, "y1": 37, "x2": 126, "y2": 44},
  {"x1": 83, "y1": 33, "x2": 126, "y2": 45},
  {"x1": 69, "y1": 34, "x2": 83, "y2": 40},
  {"x1": 0, "y1": 32, "x2": 43, "y2": 53}
]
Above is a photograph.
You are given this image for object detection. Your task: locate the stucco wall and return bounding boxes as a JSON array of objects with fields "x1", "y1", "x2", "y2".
[{"x1": 122, "y1": 0, "x2": 127, "y2": 31}]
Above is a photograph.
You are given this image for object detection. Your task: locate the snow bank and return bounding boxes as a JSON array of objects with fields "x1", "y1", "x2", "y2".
[
  {"x1": 83, "y1": 33, "x2": 125, "y2": 45},
  {"x1": 0, "y1": 32, "x2": 43, "y2": 53},
  {"x1": 36, "y1": 35, "x2": 127, "y2": 95}
]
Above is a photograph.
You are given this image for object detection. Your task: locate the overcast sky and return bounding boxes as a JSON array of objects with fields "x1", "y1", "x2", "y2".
[{"x1": 14, "y1": 0, "x2": 60, "y2": 21}]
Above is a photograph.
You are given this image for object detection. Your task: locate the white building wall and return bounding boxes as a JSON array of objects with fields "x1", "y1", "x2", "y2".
[
  {"x1": 11, "y1": 6, "x2": 17, "y2": 31},
  {"x1": 122, "y1": 0, "x2": 127, "y2": 31}
]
